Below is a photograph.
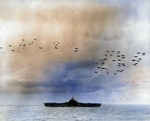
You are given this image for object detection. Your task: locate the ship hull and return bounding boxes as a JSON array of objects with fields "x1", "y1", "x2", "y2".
[
  {"x1": 44, "y1": 102, "x2": 102, "y2": 107},
  {"x1": 44, "y1": 98, "x2": 102, "y2": 107}
]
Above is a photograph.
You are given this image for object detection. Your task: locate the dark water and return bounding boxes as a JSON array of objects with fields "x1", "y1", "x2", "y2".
[{"x1": 0, "y1": 105, "x2": 150, "y2": 121}]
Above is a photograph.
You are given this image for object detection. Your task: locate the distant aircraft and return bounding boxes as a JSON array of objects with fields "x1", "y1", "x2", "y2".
[
  {"x1": 132, "y1": 59, "x2": 136, "y2": 61},
  {"x1": 122, "y1": 63, "x2": 125, "y2": 66}
]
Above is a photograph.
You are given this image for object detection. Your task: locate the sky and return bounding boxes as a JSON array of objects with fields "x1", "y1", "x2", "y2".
[{"x1": 0, "y1": 0, "x2": 150, "y2": 105}]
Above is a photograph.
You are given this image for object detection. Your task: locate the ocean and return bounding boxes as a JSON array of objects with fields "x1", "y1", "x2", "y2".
[{"x1": 0, "y1": 105, "x2": 150, "y2": 121}]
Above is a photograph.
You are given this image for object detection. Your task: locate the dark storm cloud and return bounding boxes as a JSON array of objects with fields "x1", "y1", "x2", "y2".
[
  {"x1": 17, "y1": 60, "x2": 125, "y2": 95},
  {"x1": 65, "y1": 60, "x2": 96, "y2": 70},
  {"x1": 20, "y1": 77, "x2": 105, "y2": 94}
]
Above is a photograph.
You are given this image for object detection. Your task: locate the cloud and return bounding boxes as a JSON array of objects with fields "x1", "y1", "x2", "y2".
[{"x1": 0, "y1": 2, "x2": 125, "y2": 94}]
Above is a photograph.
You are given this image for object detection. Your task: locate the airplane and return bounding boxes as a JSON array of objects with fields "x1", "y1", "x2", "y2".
[
  {"x1": 122, "y1": 63, "x2": 125, "y2": 66},
  {"x1": 132, "y1": 59, "x2": 136, "y2": 61}
]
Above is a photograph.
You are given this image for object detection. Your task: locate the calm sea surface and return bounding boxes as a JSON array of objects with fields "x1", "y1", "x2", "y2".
[{"x1": 0, "y1": 105, "x2": 150, "y2": 121}]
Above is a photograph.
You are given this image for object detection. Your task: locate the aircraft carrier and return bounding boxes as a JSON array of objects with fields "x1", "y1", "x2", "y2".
[{"x1": 44, "y1": 97, "x2": 102, "y2": 107}]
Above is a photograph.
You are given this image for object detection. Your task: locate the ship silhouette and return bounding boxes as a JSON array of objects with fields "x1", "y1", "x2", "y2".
[{"x1": 44, "y1": 97, "x2": 102, "y2": 107}]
